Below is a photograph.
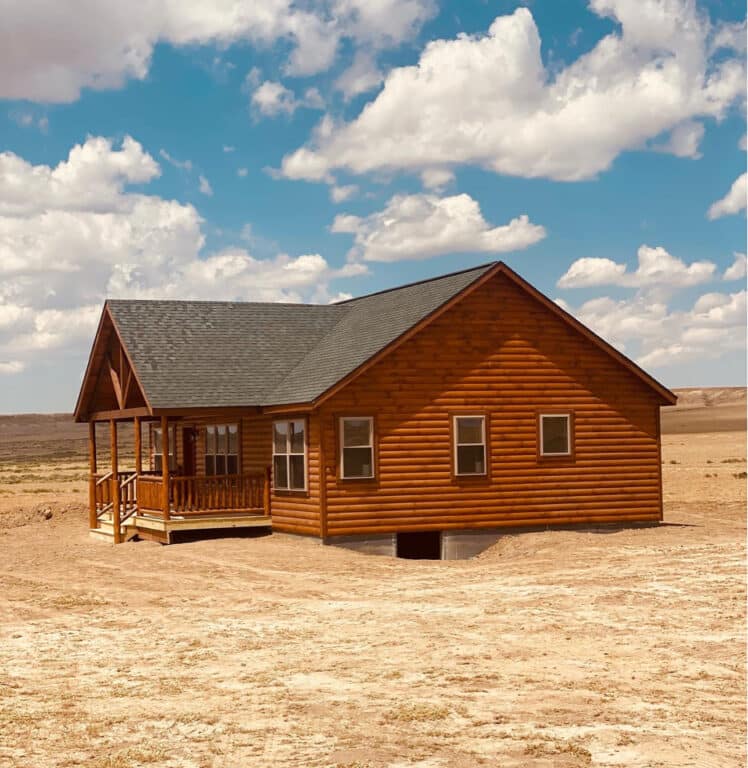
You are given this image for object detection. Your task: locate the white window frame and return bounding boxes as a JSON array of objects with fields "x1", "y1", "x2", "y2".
[
  {"x1": 539, "y1": 413, "x2": 572, "y2": 457},
  {"x1": 204, "y1": 423, "x2": 239, "y2": 476},
  {"x1": 272, "y1": 419, "x2": 307, "y2": 491},
  {"x1": 150, "y1": 424, "x2": 177, "y2": 473},
  {"x1": 339, "y1": 417, "x2": 375, "y2": 480},
  {"x1": 453, "y1": 414, "x2": 487, "y2": 477}
]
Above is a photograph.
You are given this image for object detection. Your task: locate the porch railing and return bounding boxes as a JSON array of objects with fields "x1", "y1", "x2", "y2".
[
  {"x1": 93, "y1": 471, "x2": 133, "y2": 520},
  {"x1": 137, "y1": 472, "x2": 268, "y2": 517}
]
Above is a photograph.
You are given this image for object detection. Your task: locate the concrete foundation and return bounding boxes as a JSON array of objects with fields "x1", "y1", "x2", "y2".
[
  {"x1": 440, "y1": 529, "x2": 503, "y2": 560},
  {"x1": 324, "y1": 533, "x2": 396, "y2": 557}
]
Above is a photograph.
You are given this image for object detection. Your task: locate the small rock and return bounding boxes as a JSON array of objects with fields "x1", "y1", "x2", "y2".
[{"x1": 42, "y1": 509, "x2": 53, "y2": 520}]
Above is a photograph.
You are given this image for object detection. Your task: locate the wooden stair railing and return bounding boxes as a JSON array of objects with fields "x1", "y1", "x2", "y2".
[{"x1": 93, "y1": 471, "x2": 138, "y2": 527}]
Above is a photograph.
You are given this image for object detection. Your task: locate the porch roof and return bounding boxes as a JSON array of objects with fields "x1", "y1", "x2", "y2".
[{"x1": 104, "y1": 263, "x2": 495, "y2": 410}]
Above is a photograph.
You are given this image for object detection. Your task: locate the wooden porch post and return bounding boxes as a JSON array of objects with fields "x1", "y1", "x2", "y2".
[
  {"x1": 161, "y1": 415, "x2": 170, "y2": 521},
  {"x1": 263, "y1": 465, "x2": 271, "y2": 518},
  {"x1": 110, "y1": 419, "x2": 122, "y2": 544},
  {"x1": 134, "y1": 416, "x2": 142, "y2": 476},
  {"x1": 88, "y1": 422, "x2": 97, "y2": 529}
]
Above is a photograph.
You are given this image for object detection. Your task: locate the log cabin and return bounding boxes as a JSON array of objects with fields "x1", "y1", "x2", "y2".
[{"x1": 74, "y1": 261, "x2": 676, "y2": 557}]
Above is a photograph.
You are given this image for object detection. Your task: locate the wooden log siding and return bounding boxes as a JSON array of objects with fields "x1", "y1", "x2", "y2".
[{"x1": 318, "y1": 272, "x2": 664, "y2": 537}]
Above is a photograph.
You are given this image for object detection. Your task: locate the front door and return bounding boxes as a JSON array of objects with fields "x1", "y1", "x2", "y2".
[{"x1": 183, "y1": 427, "x2": 197, "y2": 476}]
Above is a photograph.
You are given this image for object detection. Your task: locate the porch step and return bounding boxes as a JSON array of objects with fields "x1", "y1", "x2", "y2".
[
  {"x1": 89, "y1": 527, "x2": 116, "y2": 543},
  {"x1": 90, "y1": 516, "x2": 137, "y2": 543}
]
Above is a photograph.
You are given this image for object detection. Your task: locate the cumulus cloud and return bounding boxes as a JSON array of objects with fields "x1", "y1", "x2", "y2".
[
  {"x1": 330, "y1": 184, "x2": 358, "y2": 203},
  {"x1": 281, "y1": 1, "x2": 745, "y2": 184},
  {"x1": 707, "y1": 173, "x2": 747, "y2": 219},
  {"x1": 251, "y1": 81, "x2": 324, "y2": 118},
  {"x1": 561, "y1": 288, "x2": 746, "y2": 369},
  {"x1": 558, "y1": 246, "x2": 716, "y2": 289},
  {"x1": 0, "y1": 0, "x2": 435, "y2": 103},
  {"x1": 724, "y1": 252, "x2": 747, "y2": 281},
  {"x1": 653, "y1": 120, "x2": 705, "y2": 158},
  {"x1": 331, "y1": 192, "x2": 546, "y2": 262},
  {"x1": 0, "y1": 136, "x2": 359, "y2": 380},
  {"x1": 334, "y1": 51, "x2": 384, "y2": 100}
]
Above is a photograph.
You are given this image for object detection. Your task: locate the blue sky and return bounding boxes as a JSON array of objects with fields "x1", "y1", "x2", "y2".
[{"x1": 0, "y1": 0, "x2": 746, "y2": 413}]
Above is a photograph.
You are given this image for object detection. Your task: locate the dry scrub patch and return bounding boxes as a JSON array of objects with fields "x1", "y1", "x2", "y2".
[{"x1": 0, "y1": 428, "x2": 744, "y2": 767}]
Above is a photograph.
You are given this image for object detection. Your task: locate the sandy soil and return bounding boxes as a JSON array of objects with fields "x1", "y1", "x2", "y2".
[{"x1": 0, "y1": 418, "x2": 745, "y2": 766}]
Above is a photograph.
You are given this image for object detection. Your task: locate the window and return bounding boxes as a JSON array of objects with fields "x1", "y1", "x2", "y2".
[
  {"x1": 453, "y1": 415, "x2": 486, "y2": 476},
  {"x1": 340, "y1": 417, "x2": 374, "y2": 479},
  {"x1": 273, "y1": 420, "x2": 306, "y2": 491},
  {"x1": 151, "y1": 425, "x2": 176, "y2": 473},
  {"x1": 539, "y1": 414, "x2": 571, "y2": 456},
  {"x1": 205, "y1": 424, "x2": 239, "y2": 475}
]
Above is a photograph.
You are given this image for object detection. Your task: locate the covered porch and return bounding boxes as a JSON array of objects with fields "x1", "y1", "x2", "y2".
[{"x1": 88, "y1": 414, "x2": 271, "y2": 544}]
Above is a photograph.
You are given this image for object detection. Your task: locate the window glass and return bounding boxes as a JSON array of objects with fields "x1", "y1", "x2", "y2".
[
  {"x1": 273, "y1": 454, "x2": 288, "y2": 489},
  {"x1": 273, "y1": 422, "x2": 288, "y2": 454},
  {"x1": 541, "y1": 415, "x2": 570, "y2": 455},
  {"x1": 290, "y1": 420, "x2": 305, "y2": 454},
  {"x1": 454, "y1": 415, "x2": 486, "y2": 476},
  {"x1": 228, "y1": 424, "x2": 238, "y2": 454},
  {"x1": 273, "y1": 419, "x2": 306, "y2": 490},
  {"x1": 457, "y1": 445, "x2": 485, "y2": 475},
  {"x1": 456, "y1": 417, "x2": 483, "y2": 445},
  {"x1": 343, "y1": 418, "x2": 371, "y2": 447},
  {"x1": 204, "y1": 423, "x2": 239, "y2": 475},
  {"x1": 216, "y1": 424, "x2": 227, "y2": 454},
  {"x1": 340, "y1": 418, "x2": 374, "y2": 478},
  {"x1": 343, "y1": 447, "x2": 373, "y2": 478},
  {"x1": 289, "y1": 455, "x2": 306, "y2": 489}
]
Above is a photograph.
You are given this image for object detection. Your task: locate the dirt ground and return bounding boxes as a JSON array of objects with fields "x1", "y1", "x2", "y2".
[{"x1": 0, "y1": 407, "x2": 745, "y2": 766}]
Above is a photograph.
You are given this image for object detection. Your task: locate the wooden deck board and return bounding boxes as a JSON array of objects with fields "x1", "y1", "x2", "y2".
[{"x1": 134, "y1": 512, "x2": 271, "y2": 533}]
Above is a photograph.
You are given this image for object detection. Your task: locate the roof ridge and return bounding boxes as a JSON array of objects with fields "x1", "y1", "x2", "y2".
[
  {"x1": 334, "y1": 260, "x2": 500, "y2": 305},
  {"x1": 105, "y1": 298, "x2": 333, "y2": 308}
]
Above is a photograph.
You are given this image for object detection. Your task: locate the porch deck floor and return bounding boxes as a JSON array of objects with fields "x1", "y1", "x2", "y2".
[{"x1": 134, "y1": 511, "x2": 271, "y2": 532}]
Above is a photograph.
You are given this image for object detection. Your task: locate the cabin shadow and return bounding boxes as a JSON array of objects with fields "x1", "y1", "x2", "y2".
[{"x1": 145, "y1": 528, "x2": 273, "y2": 545}]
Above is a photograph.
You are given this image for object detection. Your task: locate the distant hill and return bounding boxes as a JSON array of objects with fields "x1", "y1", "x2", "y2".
[
  {"x1": 0, "y1": 386, "x2": 744, "y2": 464},
  {"x1": 662, "y1": 387, "x2": 746, "y2": 434}
]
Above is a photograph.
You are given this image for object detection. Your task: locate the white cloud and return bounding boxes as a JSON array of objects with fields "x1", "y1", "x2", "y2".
[
  {"x1": 654, "y1": 120, "x2": 705, "y2": 158},
  {"x1": 8, "y1": 110, "x2": 48, "y2": 131},
  {"x1": 331, "y1": 192, "x2": 546, "y2": 262},
  {"x1": 159, "y1": 149, "x2": 192, "y2": 171},
  {"x1": 0, "y1": 135, "x2": 159, "y2": 217},
  {"x1": 562, "y1": 287, "x2": 746, "y2": 369},
  {"x1": 420, "y1": 168, "x2": 455, "y2": 191},
  {"x1": 334, "y1": 50, "x2": 383, "y2": 100},
  {"x1": 251, "y1": 81, "x2": 324, "y2": 118},
  {"x1": 198, "y1": 175, "x2": 213, "y2": 196},
  {"x1": 740, "y1": 134, "x2": 747, "y2": 151},
  {"x1": 237, "y1": 167, "x2": 249, "y2": 178},
  {"x1": 558, "y1": 246, "x2": 716, "y2": 289},
  {"x1": 330, "y1": 184, "x2": 358, "y2": 203},
  {"x1": 282, "y1": 2, "x2": 745, "y2": 183},
  {"x1": 707, "y1": 173, "x2": 747, "y2": 219},
  {"x1": 0, "y1": 360, "x2": 24, "y2": 375},
  {"x1": 0, "y1": 0, "x2": 434, "y2": 103},
  {"x1": 223, "y1": 145, "x2": 235, "y2": 153},
  {"x1": 724, "y1": 252, "x2": 747, "y2": 281},
  {"x1": 0, "y1": 137, "x2": 360, "y2": 379}
]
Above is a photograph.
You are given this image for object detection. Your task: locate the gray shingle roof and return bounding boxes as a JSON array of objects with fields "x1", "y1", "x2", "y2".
[{"x1": 107, "y1": 263, "x2": 494, "y2": 409}]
